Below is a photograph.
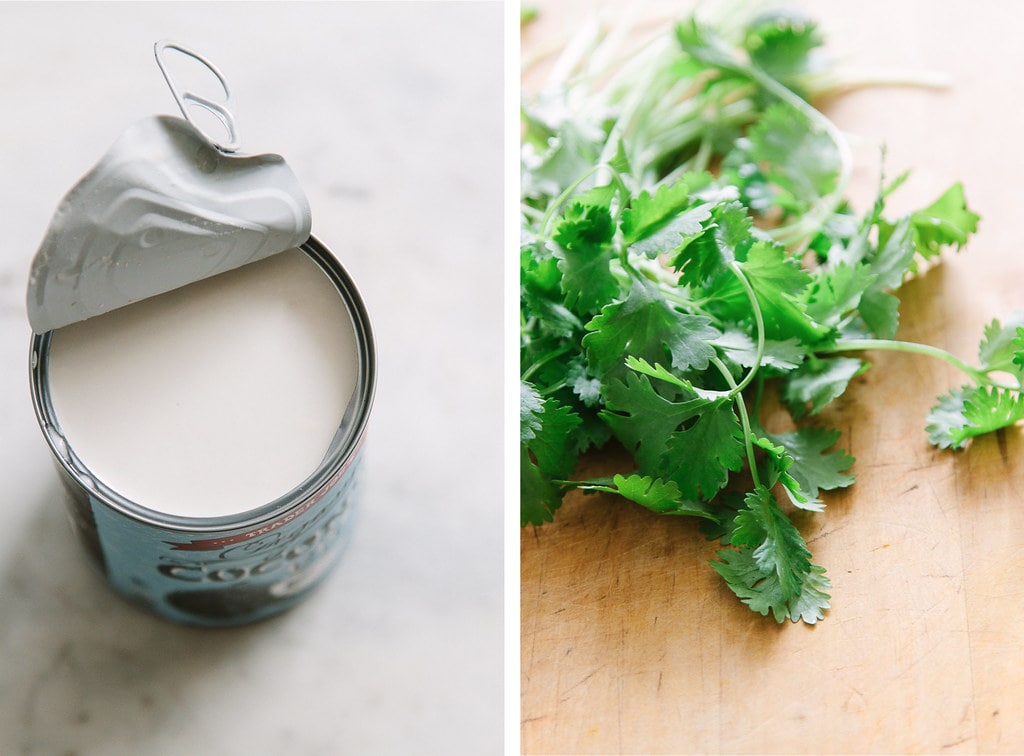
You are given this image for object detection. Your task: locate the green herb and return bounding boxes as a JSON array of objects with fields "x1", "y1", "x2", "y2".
[{"x1": 520, "y1": 8, "x2": 1019, "y2": 623}]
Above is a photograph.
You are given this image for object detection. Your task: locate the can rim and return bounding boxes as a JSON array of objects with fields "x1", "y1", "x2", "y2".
[{"x1": 29, "y1": 235, "x2": 376, "y2": 534}]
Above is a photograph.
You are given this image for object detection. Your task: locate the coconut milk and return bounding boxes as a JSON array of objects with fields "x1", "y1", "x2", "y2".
[{"x1": 45, "y1": 247, "x2": 359, "y2": 518}]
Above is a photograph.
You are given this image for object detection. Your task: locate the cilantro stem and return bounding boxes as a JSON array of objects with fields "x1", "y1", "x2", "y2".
[
  {"x1": 642, "y1": 95, "x2": 759, "y2": 178},
  {"x1": 704, "y1": 261, "x2": 766, "y2": 490},
  {"x1": 817, "y1": 67, "x2": 951, "y2": 98},
  {"x1": 711, "y1": 356, "x2": 761, "y2": 489},
  {"x1": 537, "y1": 380, "x2": 568, "y2": 396},
  {"x1": 726, "y1": 260, "x2": 766, "y2": 397},
  {"x1": 823, "y1": 338, "x2": 1018, "y2": 390},
  {"x1": 521, "y1": 343, "x2": 574, "y2": 382}
]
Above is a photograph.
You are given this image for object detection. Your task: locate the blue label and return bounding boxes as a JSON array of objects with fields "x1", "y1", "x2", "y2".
[{"x1": 89, "y1": 458, "x2": 362, "y2": 627}]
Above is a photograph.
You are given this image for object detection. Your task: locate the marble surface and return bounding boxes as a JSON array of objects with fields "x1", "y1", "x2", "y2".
[{"x1": 0, "y1": 2, "x2": 503, "y2": 754}]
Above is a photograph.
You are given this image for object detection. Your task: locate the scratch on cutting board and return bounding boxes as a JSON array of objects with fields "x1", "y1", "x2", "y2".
[
  {"x1": 841, "y1": 685, "x2": 867, "y2": 713},
  {"x1": 559, "y1": 667, "x2": 603, "y2": 701},
  {"x1": 805, "y1": 522, "x2": 844, "y2": 544},
  {"x1": 941, "y1": 732, "x2": 973, "y2": 750}
]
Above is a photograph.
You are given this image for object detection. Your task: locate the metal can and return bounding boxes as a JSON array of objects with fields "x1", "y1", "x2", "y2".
[{"x1": 29, "y1": 236, "x2": 376, "y2": 627}]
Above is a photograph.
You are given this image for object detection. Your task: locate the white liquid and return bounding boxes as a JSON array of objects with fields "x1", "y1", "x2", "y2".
[{"x1": 47, "y1": 248, "x2": 359, "y2": 518}]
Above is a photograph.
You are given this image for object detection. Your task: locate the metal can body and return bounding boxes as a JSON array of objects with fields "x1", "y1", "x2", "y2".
[{"x1": 29, "y1": 237, "x2": 375, "y2": 627}]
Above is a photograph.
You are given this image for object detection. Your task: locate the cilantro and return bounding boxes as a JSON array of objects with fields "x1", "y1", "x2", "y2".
[
  {"x1": 783, "y1": 356, "x2": 866, "y2": 418},
  {"x1": 663, "y1": 399, "x2": 746, "y2": 500},
  {"x1": 1013, "y1": 327, "x2": 1024, "y2": 371},
  {"x1": 576, "y1": 474, "x2": 719, "y2": 520},
  {"x1": 713, "y1": 548, "x2": 832, "y2": 624},
  {"x1": 743, "y1": 12, "x2": 825, "y2": 94},
  {"x1": 520, "y1": 382, "x2": 582, "y2": 525},
  {"x1": 978, "y1": 312, "x2": 1024, "y2": 373},
  {"x1": 908, "y1": 182, "x2": 980, "y2": 258},
  {"x1": 600, "y1": 371, "x2": 708, "y2": 471},
  {"x1": 583, "y1": 276, "x2": 720, "y2": 376},
  {"x1": 927, "y1": 386, "x2": 1024, "y2": 450},
  {"x1": 734, "y1": 241, "x2": 829, "y2": 342},
  {"x1": 521, "y1": 6, "x2": 1018, "y2": 623},
  {"x1": 552, "y1": 203, "x2": 618, "y2": 314},
  {"x1": 621, "y1": 181, "x2": 704, "y2": 251},
  {"x1": 761, "y1": 427, "x2": 856, "y2": 511},
  {"x1": 728, "y1": 486, "x2": 813, "y2": 605},
  {"x1": 731, "y1": 102, "x2": 841, "y2": 218}
]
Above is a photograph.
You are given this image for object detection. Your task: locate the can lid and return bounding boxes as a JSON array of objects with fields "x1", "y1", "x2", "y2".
[{"x1": 26, "y1": 42, "x2": 312, "y2": 334}]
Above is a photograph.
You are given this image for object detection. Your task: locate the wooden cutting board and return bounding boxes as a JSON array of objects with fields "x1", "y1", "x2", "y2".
[{"x1": 520, "y1": 2, "x2": 1024, "y2": 753}]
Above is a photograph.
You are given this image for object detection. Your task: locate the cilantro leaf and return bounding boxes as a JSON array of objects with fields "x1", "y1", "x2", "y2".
[
  {"x1": 672, "y1": 201, "x2": 753, "y2": 287},
  {"x1": 583, "y1": 276, "x2": 721, "y2": 376},
  {"x1": 765, "y1": 426, "x2": 856, "y2": 510},
  {"x1": 521, "y1": 382, "x2": 586, "y2": 526},
  {"x1": 661, "y1": 400, "x2": 746, "y2": 499},
  {"x1": 783, "y1": 564, "x2": 832, "y2": 624},
  {"x1": 857, "y1": 288, "x2": 902, "y2": 340},
  {"x1": 600, "y1": 371, "x2": 709, "y2": 470},
  {"x1": 552, "y1": 203, "x2": 620, "y2": 315},
  {"x1": 783, "y1": 356, "x2": 866, "y2": 418},
  {"x1": 926, "y1": 386, "x2": 1024, "y2": 449},
  {"x1": 520, "y1": 116, "x2": 604, "y2": 206},
  {"x1": 623, "y1": 356, "x2": 698, "y2": 394},
  {"x1": 909, "y1": 182, "x2": 980, "y2": 259},
  {"x1": 869, "y1": 216, "x2": 917, "y2": 290},
  {"x1": 925, "y1": 388, "x2": 970, "y2": 450},
  {"x1": 521, "y1": 243, "x2": 583, "y2": 340},
  {"x1": 627, "y1": 202, "x2": 714, "y2": 259},
  {"x1": 578, "y1": 473, "x2": 719, "y2": 520},
  {"x1": 978, "y1": 311, "x2": 1024, "y2": 373},
  {"x1": 675, "y1": 17, "x2": 744, "y2": 74},
  {"x1": 741, "y1": 102, "x2": 840, "y2": 213},
  {"x1": 520, "y1": 382, "x2": 583, "y2": 476},
  {"x1": 565, "y1": 355, "x2": 603, "y2": 407},
  {"x1": 712, "y1": 548, "x2": 831, "y2": 624},
  {"x1": 520, "y1": 380, "x2": 545, "y2": 442},
  {"x1": 803, "y1": 261, "x2": 876, "y2": 327},
  {"x1": 714, "y1": 329, "x2": 804, "y2": 371},
  {"x1": 711, "y1": 485, "x2": 829, "y2": 622},
  {"x1": 962, "y1": 387, "x2": 1024, "y2": 437},
  {"x1": 620, "y1": 180, "x2": 706, "y2": 251},
  {"x1": 742, "y1": 11, "x2": 824, "y2": 94},
  {"x1": 621, "y1": 181, "x2": 691, "y2": 241},
  {"x1": 736, "y1": 241, "x2": 829, "y2": 343},
  {"x1": 521, "y1": 445, "x2": 565, "y2": 526},
  {"x1": 730, "y1": 486, "x2": 812, "y2": 601},
  {"x1": 1014, "y1": 327, "x2": 1024, "y2": 371}
]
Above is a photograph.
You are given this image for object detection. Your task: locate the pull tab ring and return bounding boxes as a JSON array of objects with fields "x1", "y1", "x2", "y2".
[{"x1": 154, "y1": 40, "x2": 240, "y2": 153}]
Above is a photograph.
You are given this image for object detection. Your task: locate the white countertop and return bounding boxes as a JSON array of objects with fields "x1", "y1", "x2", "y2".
[{"x1": 0, "y1": 2, "x2": 503, "y2": 754}]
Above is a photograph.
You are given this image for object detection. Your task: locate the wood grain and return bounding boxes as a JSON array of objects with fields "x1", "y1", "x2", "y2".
[{"x1": 521, "y1": 2, "x2": 1024, "y2": 753}]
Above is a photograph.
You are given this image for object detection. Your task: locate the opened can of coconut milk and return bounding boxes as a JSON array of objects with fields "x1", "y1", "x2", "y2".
[{"x1": 25, "y1": 43, "x2": 376, "y2": 627}]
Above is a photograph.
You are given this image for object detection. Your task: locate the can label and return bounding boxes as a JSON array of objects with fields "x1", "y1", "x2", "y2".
[{"x1": 85, "y1": 455, "x2": 362, "y2": 626}]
